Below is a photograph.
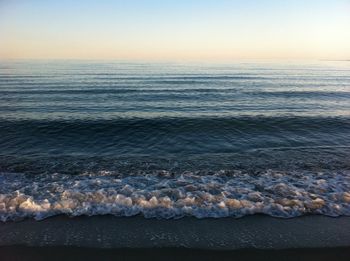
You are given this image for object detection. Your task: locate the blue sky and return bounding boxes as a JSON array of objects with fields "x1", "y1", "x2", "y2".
[{"x1": 1, "y1": 0, "x2": 349, "y2": 60}]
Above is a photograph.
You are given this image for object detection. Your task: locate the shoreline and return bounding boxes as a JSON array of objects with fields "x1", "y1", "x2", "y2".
[{"x1": 1, "y1": 215, "x2": 350, "y2": 260}]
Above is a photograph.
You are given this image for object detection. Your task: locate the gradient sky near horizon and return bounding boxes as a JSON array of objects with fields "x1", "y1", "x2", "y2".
[{"x1": 0, "y1": 0, "x2": 349, "y2": 60}]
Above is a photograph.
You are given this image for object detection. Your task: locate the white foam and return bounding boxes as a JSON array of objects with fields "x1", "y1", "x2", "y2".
[{"x1": 0, "y1": 170, "x2": 350, "y2": 221}]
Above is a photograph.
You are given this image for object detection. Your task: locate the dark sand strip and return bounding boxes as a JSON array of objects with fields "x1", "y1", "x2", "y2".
[
  {"x1": 1, "y1": 215, "x2": 350, "y2": 260},
  {"x1": 1, "y1": 246, "x2": 350, "y2": 261}
]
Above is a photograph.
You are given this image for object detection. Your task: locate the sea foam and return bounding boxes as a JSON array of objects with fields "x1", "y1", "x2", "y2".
[{"x1": 0, "y1": 170, "x2": 349, "y2": 221}]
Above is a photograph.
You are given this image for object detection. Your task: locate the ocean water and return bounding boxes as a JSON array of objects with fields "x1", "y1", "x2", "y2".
[{"x1": 0, "y1": 60, "x2": 350, "y2": 221}]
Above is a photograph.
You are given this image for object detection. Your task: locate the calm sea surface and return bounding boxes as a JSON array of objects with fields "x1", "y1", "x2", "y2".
[{"x1": 0, "y1": 60, "x2": 350, "y2": 220}]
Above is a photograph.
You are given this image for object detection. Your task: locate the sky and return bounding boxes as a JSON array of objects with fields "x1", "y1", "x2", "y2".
[{"x1": 0, "y1": 0, "x2": 349, "y2": 61}]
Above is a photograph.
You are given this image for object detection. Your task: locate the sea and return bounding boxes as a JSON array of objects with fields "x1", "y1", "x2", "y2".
[{"x1": 0, "y1": 60, "x2": 350, "y2": 221}]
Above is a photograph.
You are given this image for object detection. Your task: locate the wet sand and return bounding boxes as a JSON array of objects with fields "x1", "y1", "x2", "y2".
[{"x1": 1, "y1": 215, "x2": 350, "y2": 260}]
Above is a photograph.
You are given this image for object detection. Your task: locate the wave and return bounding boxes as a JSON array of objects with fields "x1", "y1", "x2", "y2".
[
  {"x1": 0, "y1": 116, "x2": 349, "y2": 157},
  {"x1": 247, "y1": 91, "x2": 350, "y2": 99},
  {"x1": 1, "y1": 116, "x2": 349, "y2": 134},
  {"x1": 0, "y1": 170, "x2": 349, "y2": 221},
  {"x1": 0, "y1": 75, "x2": 269, "y2": 80},
  {"x1": 1, "y1": 89, "x2": 350, "y2": 97}
]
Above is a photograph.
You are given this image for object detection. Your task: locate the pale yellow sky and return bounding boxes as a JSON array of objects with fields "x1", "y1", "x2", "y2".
[{"x1": 1, "y1": 0, "x2": 349, "y2": 60}]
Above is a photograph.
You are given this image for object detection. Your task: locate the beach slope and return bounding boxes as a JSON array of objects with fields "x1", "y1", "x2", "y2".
[{"x1": 1, "y1": 215, "x2": 350, "y2": 260}]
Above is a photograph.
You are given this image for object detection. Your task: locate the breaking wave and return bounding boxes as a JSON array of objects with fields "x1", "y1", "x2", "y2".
[{"x1": 1, "y1": 170, "x2": 350, "y2": 221}]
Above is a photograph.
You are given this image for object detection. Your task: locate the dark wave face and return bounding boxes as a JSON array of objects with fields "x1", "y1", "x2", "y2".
[{"x1": 0, "y1": 60, "x2": 350, "y2": 221}]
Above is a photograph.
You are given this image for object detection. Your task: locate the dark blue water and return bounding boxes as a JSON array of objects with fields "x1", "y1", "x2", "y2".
[{"x1": 0, "y1": 60, "x2": 350, "y2": 220}]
